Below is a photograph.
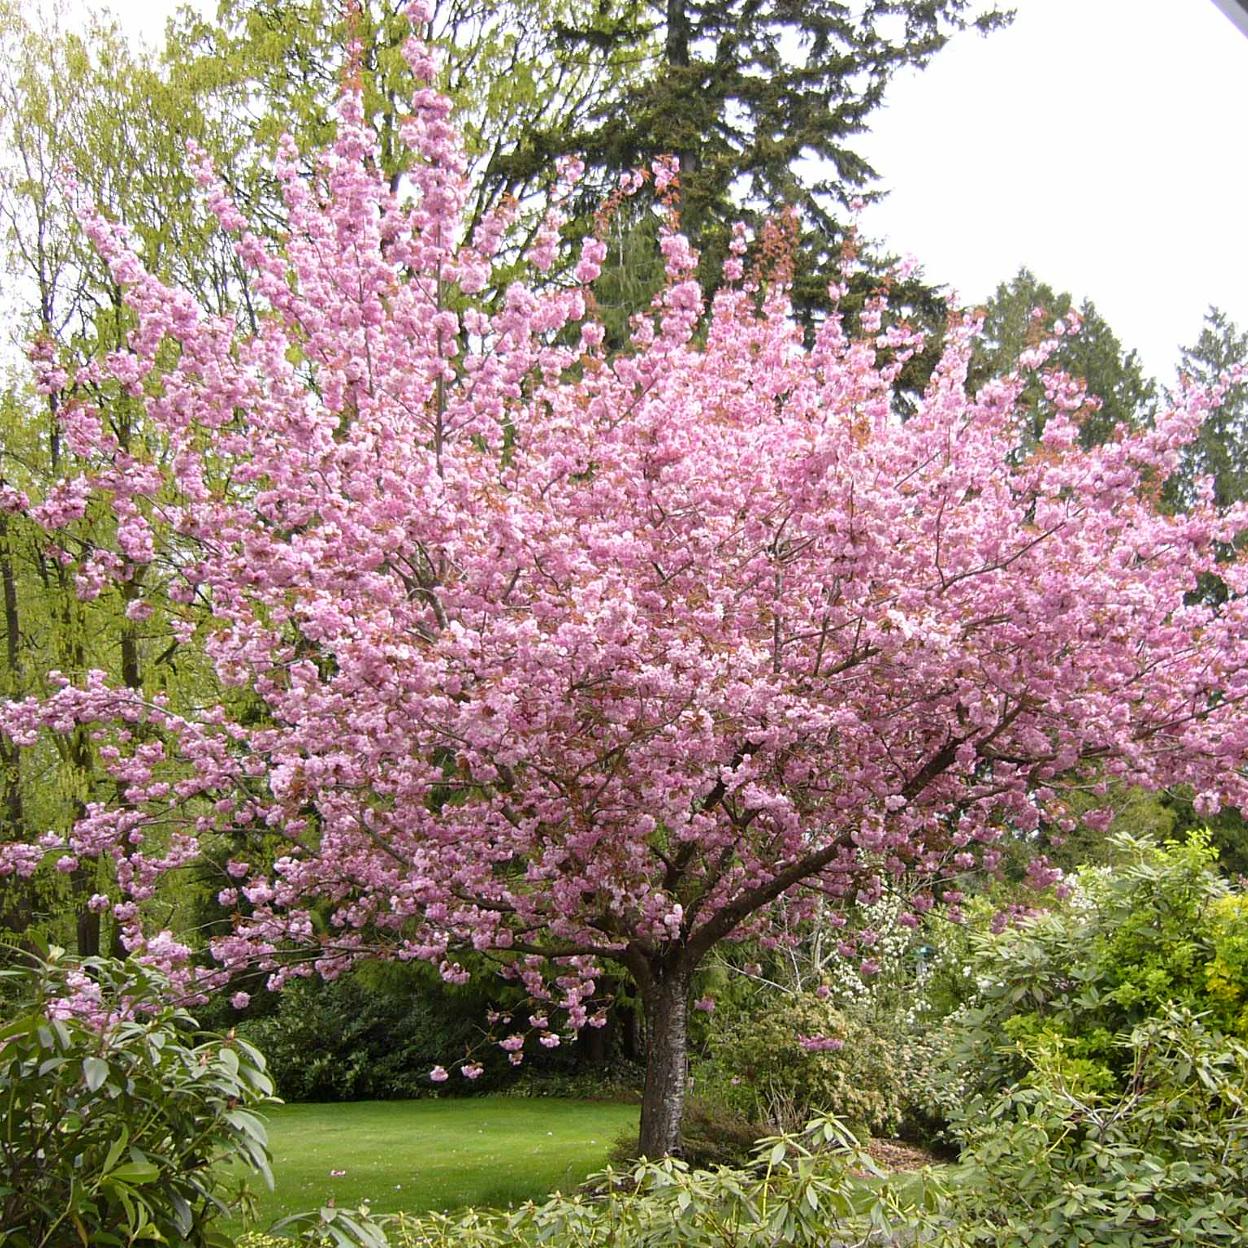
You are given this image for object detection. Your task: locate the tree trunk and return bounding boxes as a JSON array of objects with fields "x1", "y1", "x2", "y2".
[
  {"x1": 638, "y1": 961, "x2": 693, "y2": 1158},
  {"x1": 0, "y1": 511, "x2": 30, "y2": 934},
  {"x1": 664, "y1": 0, "x2": 699, "y2": 186},
  {"x1": 75, "y1": 882, "x2": 101, "y2": 958}
]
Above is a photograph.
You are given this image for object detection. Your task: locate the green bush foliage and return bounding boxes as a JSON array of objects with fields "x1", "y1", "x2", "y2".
[
  {"x1": 674, "y1": 1099, "x2": 773, "y2": 1170},
  {"x1": 0, "y1": 944, "x2": 274, "y2": 1248},
  {"x1": 949, "y1": 832, "x2": 1248, "y2": 1112},
  {"x1": 607, "y1": 1098, "x2": 767, "y2": 1171},
  {"x1": 236, "y1": 969, "x2": 492, "y2": 1102},
  {"x1": 235, "y1": 961, "x2": 613, "y2": 1103},
  {"x1": 1207, "y1": 893, "x2": 1248, "y2": 1034},
  {"x1": 928, "y1": 1008, "x2": 1248, "y2": 1246},
  {"x1": 905, "y1": 833, "x2": 1248, "y2": 1243},
  {"x1": 502, "y1": 1058, "x2": 642, "y2": 1103},
  {"x1": 694, "y1": 992, "x2": 906, "y2": 1139}
]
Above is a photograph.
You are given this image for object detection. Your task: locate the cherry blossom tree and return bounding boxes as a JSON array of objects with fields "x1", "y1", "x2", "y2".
[{"x1": 3, "y1": 6, "x2": 1248, "y2": 1157}]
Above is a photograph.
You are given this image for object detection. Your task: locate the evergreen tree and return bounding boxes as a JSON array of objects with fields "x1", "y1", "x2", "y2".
[
  {"x1": 1169, "y1": 307, "x2": 1248, "y2": 510},
  {"x1": 971, "y1": 267, "x2": 1155, "y2": 450}
]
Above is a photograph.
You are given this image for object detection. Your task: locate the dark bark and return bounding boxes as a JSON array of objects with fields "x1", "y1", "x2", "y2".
[
  {"x1": 0, "y1": 512, "x2": 30, "y2": 934},
  {"x1": 637, "y1": 958, "x2": 693, "y2": 1158},
  {"x1": 663, "y1": 0, "x2": 700, "y2": 198},
  {"x1": 0, "y1": 514, "x2": 19, "y2": 677},
  {"x1": 74, "y1": 877, "x2": 101, "y2": 958},
  {"x1": 119, "y1": 577, "x2": 142, "y2": 692},
  {"x1": 67, "y1": 729, "x2": 99, "y2": 958}
]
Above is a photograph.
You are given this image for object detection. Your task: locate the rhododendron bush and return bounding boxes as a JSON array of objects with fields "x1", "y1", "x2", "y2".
[{"x1": 4, "y1": 4, "x2": 1248, "y2": 1156}]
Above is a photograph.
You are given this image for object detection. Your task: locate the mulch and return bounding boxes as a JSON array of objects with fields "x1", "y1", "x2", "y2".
[{"x1": 866, "y1": 1138, "x2": 945, "y2": 1172}]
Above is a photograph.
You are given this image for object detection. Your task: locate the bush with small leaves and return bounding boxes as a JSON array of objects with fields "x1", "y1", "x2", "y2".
[
  {"x1": 235, "y1": 964, "x2": 517, "y2": 1102},
  {"x1": 695, "y1": 992, "x2": 906, "y2": 1139},
  {"x1": 0, "y1": 943, "x2": 275, "y2": 1248},
  {"x1": 1207, "y1": 893, "x2": 1248, "y2": 1035}
]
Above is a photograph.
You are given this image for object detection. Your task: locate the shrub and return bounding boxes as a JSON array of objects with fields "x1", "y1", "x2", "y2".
[
  {"x1": 604, "y1": 1098, "x2": 767, "y2": 1171},
  {"x1": 947, "y1": 832, "x2": 1248, "y2": 1115},
  {"x1": 235, "y1": 960, "x2": 603, "y2": 1103},
  {"x1": 694, "y1": 992, "x2": 906, "y2": 1139},
  {"x1": 925, "y1": 1008, "x2": 1248, "y2": 1246},
  {"x1": 695, "y1": 894, "x2": 990, "y2": 1150},
  {"x1": 237, "y1": 972, "x2": 471, "y2": 1102},
  {"x1": 0, "y1": 943, "x2": 274, "y2": 1248},
  {"x1": 503, "y1": 1057, "x2": 643, "y2": 1103},
  {"x1": 675, "y1": 1099, "x2": 771, "y2": 1170},
  {"x1": 1208, "y1": 893, "x2": 1248, "y2": 1034},
  {"x1": 908, "y1": 833, "x2": 1248, "y2": 1243}
]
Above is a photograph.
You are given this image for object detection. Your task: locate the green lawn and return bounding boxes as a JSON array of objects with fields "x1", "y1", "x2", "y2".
[{"x1": 240, "y1": 1096, "x2": 638, "y2": 1226}]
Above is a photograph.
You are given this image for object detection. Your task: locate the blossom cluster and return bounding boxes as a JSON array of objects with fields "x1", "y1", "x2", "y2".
[{"x1": 2, "y1": 2, "x2": 1246, "y2": 1029}]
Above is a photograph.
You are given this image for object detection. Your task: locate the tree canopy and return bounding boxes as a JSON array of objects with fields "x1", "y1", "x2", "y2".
[
  {"x1": 2, "y1": 9, "x2": 1247, "y2": 1154},
  {"x1": 1169, "y1": 307, "x2": 1248, "y2": 511},
  {"x1": 971, "y1": 267, "x2": 1156, "y2": 449}
]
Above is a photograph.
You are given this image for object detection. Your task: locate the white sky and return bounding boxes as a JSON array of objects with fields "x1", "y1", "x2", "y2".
[
  {"x1": 84, "y1": 0, "x2": 1248, "y2": 381},
  {"x1": 858, "y1": 0, "x2": 1248, "y2": 379}
]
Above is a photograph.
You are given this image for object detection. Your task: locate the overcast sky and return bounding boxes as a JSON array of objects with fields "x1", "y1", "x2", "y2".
[
  {"x1": 858, "y1": 0, "x2": 1248, "y2": 379},
  {"x1": 91, "y1": 0, "x2": 1248, "y2": 381}
]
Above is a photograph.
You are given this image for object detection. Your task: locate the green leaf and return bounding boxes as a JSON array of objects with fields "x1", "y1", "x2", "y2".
[
  {"x1": 0, "y1": 1013, "x2": 37, "y2": 1042},
  {"x1": 223, "y1": 1108, "x2": 267, "y2": 1144},
  {"x1": 102, "y1": 1128, "x2": 129, "y2": 1175},
  {"x1": 83, "y1": 1055, "x2": 109, "y2": 1092},
  {"x1": 109, "y1": 1161, "x2": 160, "y2": 1185}
]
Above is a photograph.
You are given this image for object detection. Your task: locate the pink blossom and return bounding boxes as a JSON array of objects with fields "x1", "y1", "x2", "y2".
[
  {"x1": 4, "y1": 14, "x2": 1247, "y2": 1152},
  {"x1": 798, "y1": 1035, "x2": 844, "y2": 1052},
  {"x1": 1083, "y1": 808, "x2": 1115, "y2": 833},
  {"x1": 429, "y1": 1066, "x2": 449, "y2": 1083}
]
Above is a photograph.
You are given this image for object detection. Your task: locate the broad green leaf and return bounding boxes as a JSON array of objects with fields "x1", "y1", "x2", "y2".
[
  {"x1": 108, "y1": 1161, "x2": 160, "y2": 1185},
  {"x1": 82, "y1": 1055, "x2": 109, "y2": 1092}
]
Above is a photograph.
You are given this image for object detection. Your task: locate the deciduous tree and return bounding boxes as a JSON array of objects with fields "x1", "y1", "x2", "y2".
[
  {"x1": 3, "y1": 11, "x2": 1248, "y2": 1157},
  {"x1": 0, "y1": 0, "x2": 252, "y2": 955}
]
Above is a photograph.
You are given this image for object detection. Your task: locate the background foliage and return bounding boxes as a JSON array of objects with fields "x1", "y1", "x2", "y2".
[{"x1": 0, "y1": 945, "x2": 275, "y2": 1248}]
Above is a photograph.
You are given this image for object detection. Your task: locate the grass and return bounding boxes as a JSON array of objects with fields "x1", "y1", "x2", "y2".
[{"x1": 238, "y1": 1096, "x2": 638, "y2": 1227}]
